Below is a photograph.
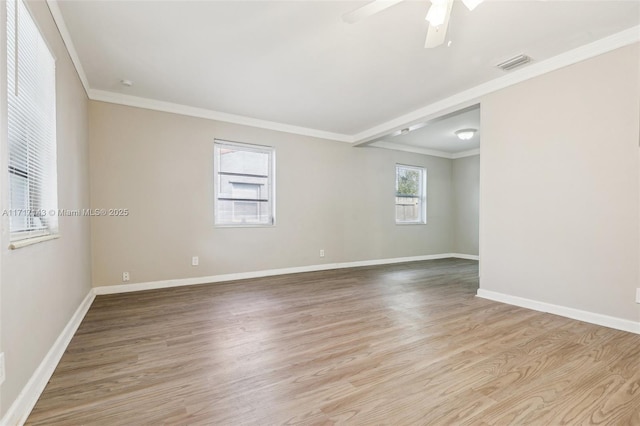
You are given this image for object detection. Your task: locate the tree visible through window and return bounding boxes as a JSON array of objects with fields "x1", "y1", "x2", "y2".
[
  {"x1": 395, "y1": 164, "x2": 426, "y2": 224},
  {"x1": 214, "y1": 140, "x2": 275, "y2": 226}
]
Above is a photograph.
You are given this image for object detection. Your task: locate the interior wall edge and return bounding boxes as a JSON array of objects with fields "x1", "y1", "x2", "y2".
[{"x1": 0, "y1": 290, "x2": 95, "y2": 426}]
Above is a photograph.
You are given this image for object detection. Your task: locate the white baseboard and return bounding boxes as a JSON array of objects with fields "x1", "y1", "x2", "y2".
[
  {"x1": 94, "y1": 253, "x2": 478, "y2": 295},
  {"x1": 1, "y1": 290, "x2": 95, "y2": 426},
  {"x1": 450, "y1": 253, "x2": 479, "y2": 261},
  {"x1": 476, "y1": 289, "x2": 640, "y2": 335},
  {"x1": 1, "y1": 254, "x2": 479, "y2": 425}
]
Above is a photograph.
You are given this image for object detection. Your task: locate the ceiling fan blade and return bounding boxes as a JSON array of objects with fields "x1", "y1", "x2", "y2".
[
  {"x1": 342, "y1": 0, "x2": 404, "y2": 24},
  {"x1": 424, "y1": 0, "x2": 453, "y2": 48}
]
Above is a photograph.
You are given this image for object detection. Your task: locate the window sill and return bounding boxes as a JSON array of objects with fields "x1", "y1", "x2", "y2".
[
  {"x1": 214, "y1": 224, "x2": 276, "y2": 229},
  {"x1": 9, "y1": 233, "x2": 60, "y2": 250},
  {"x1": 395, "y1": 222, "x2": 427, "y2": 226}
]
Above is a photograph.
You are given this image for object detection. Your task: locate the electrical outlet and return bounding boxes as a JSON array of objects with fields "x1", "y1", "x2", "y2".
[
  {"x1": 320, "y1": 249, "x2": 325, "y2": 258},
  {"x1": 0, "y1": 352, "x2": 5, "y2": 386},
  {"x1": 636, "y1": 288, "x2": 640, "y2": 304},
  {"x1": 192, "y1": 256, "x2": 199, "y2": 266},
  {"x1": 122, "y1": 272, "x2": 130, "y2": 282}
]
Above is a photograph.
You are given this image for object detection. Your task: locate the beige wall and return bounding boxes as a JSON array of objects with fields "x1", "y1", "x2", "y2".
[
  {"x1": 452, "y1": 155, "x2": 479, "y2": 255},
  {"x1": 89, "y1": 101, "x2": 454, "y2": 287},
  {"x1": 0, "y1": 2, "x2": 636, "y2": 419},
  {"x1": 1, "y1": 5, "x2": 635, "y2": 419},
  {"x1": 480, "y1": 44, "x2": 640, "y2": 322},
  {"x1": 0, "y1": 0, "x2": 92, "y2": 418}
]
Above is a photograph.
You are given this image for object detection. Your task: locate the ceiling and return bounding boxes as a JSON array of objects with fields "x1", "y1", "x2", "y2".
[
  {"x1": 371, "y1": 105, "x2": 480, "y2": 155},
  {"x1": 53, "y1": 0, "x2": 639, "y2": 150}
]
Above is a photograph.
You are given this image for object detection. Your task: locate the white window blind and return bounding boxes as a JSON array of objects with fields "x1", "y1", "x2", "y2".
[
  {"x1": 214, "y1": 140, "x2": 275, "y2": 226},
  {"x1": 6, "y1": 0, "x2": 59, "y2": 241}
]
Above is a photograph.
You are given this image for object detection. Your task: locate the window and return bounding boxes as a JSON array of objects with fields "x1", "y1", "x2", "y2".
[
  {"x1": 395, "y1": 164, "x2": 426, "y2": 224},
  {"x1": 214, "y1": 140, "x2": 275, "y2": 226},
  {"x1": 6, "y1": 0, "x2": 58, "y2": 242}
]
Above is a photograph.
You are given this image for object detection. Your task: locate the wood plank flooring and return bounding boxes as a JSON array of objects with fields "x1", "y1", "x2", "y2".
[{"x1": 27, "y1": 259, "x2": 640, "y2": 425}]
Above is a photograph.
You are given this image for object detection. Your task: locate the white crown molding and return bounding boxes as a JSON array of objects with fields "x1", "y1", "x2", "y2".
[
  {"x1": 353, "y1": 25, "x2": 640, "y2": 145},
  {"x1": 369, "y1": 141, "x2": 480, "y2": 159},
  {"x1": 46, "y1": 0, "x2": 90, "y2": 96},
  {"x1": 476, "y1": 289, "x2": 640, "y2": 335},
  {"x1": 369, "y1": 141, "x2": 455, "y2": 159},
  {"x1": 1, "y1": 290, "x2": 95, "y2": 426},
  {"x1": 47, "y1": 0, "x2": 352, "y2": 143},
  {"x1": 42, "y1": 3, "x2": 639, "y2": 146},
  {"x1": 89, "y1": 89, "x2": 354, "y2": 143},
  {"x1": 451, "y1": 148, "x2": 480, "y2": 159},
  {"x1": 93, "y1": 253, "x2": 477, "y2": 295}
]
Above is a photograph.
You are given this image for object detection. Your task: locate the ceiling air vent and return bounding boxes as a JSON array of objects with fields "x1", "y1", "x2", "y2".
[{"x1": 496, "y1": 54, "x2": 532, "y2": 71}]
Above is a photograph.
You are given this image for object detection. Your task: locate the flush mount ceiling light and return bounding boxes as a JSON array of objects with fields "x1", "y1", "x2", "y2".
[{"x1": 455, "y1": 128, "x2": 477, "y2": 140}]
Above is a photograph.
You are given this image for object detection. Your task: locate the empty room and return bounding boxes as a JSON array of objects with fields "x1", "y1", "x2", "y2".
[{"x1": 1, "y1": 0, "x2": 639, "y2": 424}]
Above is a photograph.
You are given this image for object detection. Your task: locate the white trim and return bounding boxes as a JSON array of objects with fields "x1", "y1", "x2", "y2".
[
  {"x1": 9, "y1": 233, "x2": 60, "y2": 250},
  {"x1": 42, "y1": 8, "x2": 638, "y2": 146},
  {"x1": 451, "y1": 149, "x2": 480, "y2": 159},
  {"x1": 1, "y1": 290, "x2": 95, "y2": 426},
  {"x1": 94, "y1": 253, "x2": 477, "y2": 295},
  {"x1": 89, "y1": 90, "x2": 354, "y2": 143},
  {"x1": 370, "y1": 141, "x2": 455, "y2": 159},
  {"x1": 450, "y1": 253, "x2": 479, "y2": 260},
  {"x1": 0, "y1": 254, "x2": 477, "y2": 424},
  {"x1": 476, "y1": 289, "x2": 640, "y2": 335},
  {"x1": 46, "y1": 1, "x2": 90, "y2": 96},
  {"x1": 354, "y1": 26, "x2": 640, "y2": 144},
  {"x1": 370, "y1": 142, "x2": 481, "y2": 160},
  {"x1": 35, "y1": 8, "x2": 640, "y2": 146}
]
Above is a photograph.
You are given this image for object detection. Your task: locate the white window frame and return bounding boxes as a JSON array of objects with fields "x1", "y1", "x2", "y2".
[
  {"x1": 395, "y1": 164, "x2": 427, "y2": 225},
  {"x1": 213, "y1": 139, "x2": 275, "y2": 227},
  {"x1": 6, "y1": 0, "x2": 59, "y2": 247}
]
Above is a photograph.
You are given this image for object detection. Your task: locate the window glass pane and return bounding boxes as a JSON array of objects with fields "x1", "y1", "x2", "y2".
[
  {"x1": 395, "y1": 165, "x2": 426, "y2": 224},
  {"x1": 214, "y1": 141, "x2": 274, "y2": 226},
  {"x1": 231, "y1": 183, "x2": 260, "y2": 200},
  {"x1": 219, "y1": 148, "x2": 269, "y2": 176},
  {"x1": 9, "y1": 173, "x2": 29, "y2": 231}
]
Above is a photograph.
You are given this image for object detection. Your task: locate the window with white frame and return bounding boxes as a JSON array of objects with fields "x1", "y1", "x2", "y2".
[
  {"x1": 214, "y1": 140, "x2": 275, "y2": 226},
  {"x1": 6, "y1": 0, "x2": 59, "y2": 242},
  {"x1": 395, "y1": 164, "x2": 426, "y2": 224}
]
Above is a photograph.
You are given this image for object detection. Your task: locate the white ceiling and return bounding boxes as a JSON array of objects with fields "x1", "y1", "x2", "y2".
[
  {"x1": 54, "y1": 0, "x2": 639, "y2": 148},
  {"x1": 371, "y1": 105, "x2": 480, "y2": 155}
]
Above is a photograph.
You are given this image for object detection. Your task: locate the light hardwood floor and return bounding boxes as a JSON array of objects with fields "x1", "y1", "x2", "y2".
[{"x1": 27, "y1": 259, "x2": 640, "y2": 425}]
